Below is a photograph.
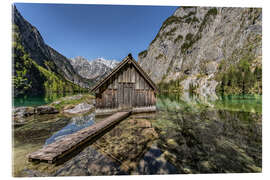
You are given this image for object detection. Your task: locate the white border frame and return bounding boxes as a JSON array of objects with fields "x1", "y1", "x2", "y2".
[{"x1": 1, "y1": 1, "x2": 268, "y2": 180}]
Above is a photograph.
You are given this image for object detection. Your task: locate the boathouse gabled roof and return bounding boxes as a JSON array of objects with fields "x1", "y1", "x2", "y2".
[{"x1": 91, "y1": 53, "x2": 157, "y2": 93}]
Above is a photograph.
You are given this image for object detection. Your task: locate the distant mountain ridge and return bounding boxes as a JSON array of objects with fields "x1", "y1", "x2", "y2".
[
  {"x1": 12, "y1": 6, "x2": 93, "y2": 97},
  {"x1": 70, "y1": 56, "x2": 119, "y2": 81},
  {"x1": 13, "y1": 6, "x2": 92, "y2": 88}
]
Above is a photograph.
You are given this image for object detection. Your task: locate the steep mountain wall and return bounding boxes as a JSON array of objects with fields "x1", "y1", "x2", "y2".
[
  {"x1": 13, "y1": 6, "x2": 91, "y2": 89},
  {"x1": 138, "y1": 7, "x2": 262, "y2": 95}
]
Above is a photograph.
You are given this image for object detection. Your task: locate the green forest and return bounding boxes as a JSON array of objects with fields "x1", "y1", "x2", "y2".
[{"x1": 12, "y1": 25, "x2": 86, "y2": 98}]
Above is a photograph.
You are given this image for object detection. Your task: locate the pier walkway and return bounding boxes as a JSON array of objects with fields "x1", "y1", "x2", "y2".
[{"x1": 28, "y1": 111, "x2": 131, "y2": 163}]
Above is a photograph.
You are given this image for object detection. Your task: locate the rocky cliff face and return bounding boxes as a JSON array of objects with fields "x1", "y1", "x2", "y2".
[
  {"x1": 70, "y1": 57, "x2": 119, "y2": 81},
  {"x1": 13, "y1": 6, "x2": 91, "y2": 88},
  {"x1": 138, "y1": 7, "x2": 262, "y2": 95}
]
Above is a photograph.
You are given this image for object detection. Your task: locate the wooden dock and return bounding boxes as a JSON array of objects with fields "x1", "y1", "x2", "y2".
[{"x1": 28, "y1": 111, "x2": 131, "y2": 164}]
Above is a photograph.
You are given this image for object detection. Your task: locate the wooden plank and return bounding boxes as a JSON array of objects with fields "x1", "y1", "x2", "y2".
[
  {"x1": 130, "y1": 84, "x2": 134, "y2": 107},
  {"x1": 145, "y1": 81, "x2": 149, "y2": 90},
  {"x1": 108, "y1": 90, "x2": 112, "y2": 108},
  {"x1": 152, "y1": 91, "x2": 155, "y2": 105},
  {"x1": 113, "y1": 76, "x2": 117, "y2": 89},
  {"x1": 127, "y1": 65, "x2": 130, "y2": 83},
  {"x1": 117, "y1": 83, "x2": 122, "y2": 109},
  {"x1": 112, "y1": 90, "x2": 115, "y2": 109},
  {"x1": 135, "y1": 70, "x2": 139, "y2": 89},
  {"x1": 108, "y1": 78, "x2": 112, "y2": 89},
  {"x1": 131, "y1": 65, "x2": 135, "y2": 83},
  {"x1": 97, "y1": 96, "x2": 101, "y2": 109},
  {"x1": 121, "y1": 84, "x2": 124, "y2": 109},
  {"x1": 101, "y1": 93, "x2": 104, "y2": 109},
  {"x1": 132, "y1": 106, "x2": 156, "y2": 114},
  {"x1": 135, "y1": 90, "x2": 138, "y2": 107},
  {"x1": 153, "y1": 92, "x2": 156, "y2": 105},
  {"x1": 150, "y1": 91, "x2": 153, "y2": 105},
  {"x1": 123, "y1": 68, "x2": 127, "y2": 83},
  {"x1": 129, "y1": 65, "x2": 132, "y2": 83},
  {"x1": 115, "y1": 89, "x2": 118, "y2": 108},
  {"x1": 145, "y1": 90, "x2": 148, "y2": 107},
  {"x1": 142, "y1": 78, "x2": 145, "y2": 90},
  {"x1": 140, "y1": 76, "x2": 143, "y2": 90},
  {"x1": 118, "y1": 71, "x2": 122, "y2": 83},
  {"x1": 104, "y1": 91, "x2": 107, "y2": 108},
  {"x1": 124, "y1": 84, "x2": 128, "y2": 109},
  {"x1": 136, "y1": 90, "x2": 139, "y2": 107},
  {"x1": 140, "y1": 91, "x2": 143, "y2": 107},
  {"x1": 142, "y1": 91, "x2": 145, "y2": 106},
  {"x1": 149, "y1": 90, "x2": 152, "y2": 106},
  {"x1": 28, "y1": 111, "x2": 131, "y2": 163},
  {"x1": 137, "y1": 91, "x2": 139, "y2": 107},
  {"x1": 127, "y1": 66, "x2": 130, "y2": 83},
  {"x1": 132, "y1": 85, "x2": 135, "y2": 107}
]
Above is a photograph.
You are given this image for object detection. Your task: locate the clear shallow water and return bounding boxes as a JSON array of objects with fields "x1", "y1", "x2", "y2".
[{"x1": 12, "y1": 93, "x2": 262, "y2": 176}]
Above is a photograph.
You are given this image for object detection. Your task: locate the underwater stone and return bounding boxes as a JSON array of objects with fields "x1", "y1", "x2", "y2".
[{"x1": 63, "y1": 103, "x2": 94, "y2": 114}]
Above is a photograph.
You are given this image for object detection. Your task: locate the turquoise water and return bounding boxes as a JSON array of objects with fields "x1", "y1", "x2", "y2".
[
  {"x1": 13, "y1": 92, "x2": 80, "y2": 107},
  {"x1": 14, "y1": 92, "x2": 262, "y2": 113},
  {"x1": 157, "y1": 93, "x2": 262, "y2": 113}
]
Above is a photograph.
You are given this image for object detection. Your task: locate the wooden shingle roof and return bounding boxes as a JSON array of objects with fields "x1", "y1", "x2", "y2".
[{"x1": 91, "y1": 54, "x2": 157, "y2": 93}]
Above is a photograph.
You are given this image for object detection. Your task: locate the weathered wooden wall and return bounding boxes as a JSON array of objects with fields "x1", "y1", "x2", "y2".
[{"x1": 95, "y1": 63, "x2": 156, "y2": 110}]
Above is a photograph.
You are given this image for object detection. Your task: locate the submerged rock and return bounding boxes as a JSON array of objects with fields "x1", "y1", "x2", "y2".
[
  {"x1": 166, "y1": 138, "x2": 178, "y2": 147},
  {"x1": 62, "y1": 94, "x2": 83, "y2": 101},
  {"x1": 93, "y1": 117, "x2": 159, "y2": 172},
  {"x1": 13, "y1": 107, "x2": 35, "y2": 119},
  {"x1": 13, "y1": 105, "x2": 58, "y2": 118},
  {"x1": 35, "y1": 105, "x2": 59, "y2": 115},
  {"x1": 13, "y1": 106, "x2": 35, "y2": 124},
  {"x1": 63, "y1": 103, "x2": 94, "y2": 114}
]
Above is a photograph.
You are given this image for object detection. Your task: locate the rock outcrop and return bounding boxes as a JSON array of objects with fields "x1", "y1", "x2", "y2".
[
  {"x1": 138, "y1": 7, "x2": 262, "y2": 95},
  {"x1": 63, "y1": 103, "x2": 94, "y2": 114},
  {"x1": 13, "y1": 106, "x2": 59, "y2": 124}
]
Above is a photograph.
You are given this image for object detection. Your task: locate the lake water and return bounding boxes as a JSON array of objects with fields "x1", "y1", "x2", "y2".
[
  {"x1": 12, "y1": 93, "x2": 262, "y2": 176},
  {"x1": 13, "y1": 92, "x2": 80, "y2": 107}
]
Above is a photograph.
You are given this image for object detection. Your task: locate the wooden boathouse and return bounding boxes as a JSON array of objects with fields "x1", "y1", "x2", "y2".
[
  {"x1": 91, "y1": 53, "x2": 157, "y2": 115},
  {"x1": 27, "y1": 54, "x2": 157, "y2": 163}
]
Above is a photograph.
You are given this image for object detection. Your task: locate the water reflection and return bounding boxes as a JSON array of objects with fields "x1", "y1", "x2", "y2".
[
  {"x1": 44, "y1": 113, "x2": 95, "y2": 146},
  {"x1": 13, "y1": 92, "x2": 81, "y2": 107},
  {"x1": 157, "y1": 93, "x2": 262, "y2": 113}
]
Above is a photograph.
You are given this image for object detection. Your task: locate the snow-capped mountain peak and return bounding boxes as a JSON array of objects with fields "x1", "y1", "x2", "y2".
[
  {"x1": 94, "y1": 57, "x2": 119, "y2": 69},
  {"x1": 70, "y1": 56, "x2": 119, "y2": 81}
]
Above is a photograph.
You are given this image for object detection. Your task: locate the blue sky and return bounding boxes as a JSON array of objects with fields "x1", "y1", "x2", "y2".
[{"x1": 15, "y1": 3, "x2": 178, "y2": 61}]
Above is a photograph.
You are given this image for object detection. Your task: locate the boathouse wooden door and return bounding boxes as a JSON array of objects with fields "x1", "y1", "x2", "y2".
[{"x1": 118, "y1": 82, "x2": 134, "y2": 111}]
